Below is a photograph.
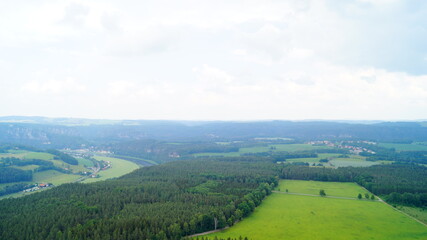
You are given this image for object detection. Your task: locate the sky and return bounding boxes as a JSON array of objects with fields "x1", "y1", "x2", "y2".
[{"x1": 1, "y1": 0, "x2": 426, "y2": 121}]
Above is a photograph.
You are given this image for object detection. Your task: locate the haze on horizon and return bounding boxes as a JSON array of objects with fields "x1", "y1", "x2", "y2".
[{"x1": 1, "y1": 0, "x2": 426, "y2": 121}]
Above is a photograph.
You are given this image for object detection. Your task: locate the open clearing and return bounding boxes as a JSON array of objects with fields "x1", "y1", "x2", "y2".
[
  {"x1": 204, "y1": 181, "x2": 426, "y2": 240},
  {"x1": 378, "y1": 143, "x2": 427, "y2": 152},
  {"x1": 397, "y1": 206, "x2": 427, "y2": 224},
  {"x1": 83, "y1": 156, "x2": 139, "y2": 183},
  {"x1": 193, "y1": 144, "x2": 333, "y2": 157},
  {"x1": 33, "y1": 170, "x2": 80, "y2": 185},
  {"x1": 277, "y1": 180, "x2": 373, "y2": 198}
]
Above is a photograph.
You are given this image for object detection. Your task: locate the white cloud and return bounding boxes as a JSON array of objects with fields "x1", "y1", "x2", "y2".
[
  {"x1": 0, "y1": 0, "x2": 426, "y2": 120},
  {"x1": 22, "y1": 78, "x2": 86, "y2": 95}
]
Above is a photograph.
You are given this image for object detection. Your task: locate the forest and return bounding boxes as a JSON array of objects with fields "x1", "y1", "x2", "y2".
[
  {"x1": 0, "y1": 160, "x2": 279, "y2": 240},
  {"x1": 1, "y1": 156, "x2": 426, "y2": 239}
]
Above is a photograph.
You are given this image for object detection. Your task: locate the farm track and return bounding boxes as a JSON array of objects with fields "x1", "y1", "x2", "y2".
[{"x1": 188, "y1": 227, "x2": 230, "y2": 238}]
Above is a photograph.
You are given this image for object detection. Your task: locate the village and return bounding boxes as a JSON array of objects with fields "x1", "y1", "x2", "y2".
[{"x1": 307, "y1": 140, "x2": 376, "y2": 155}]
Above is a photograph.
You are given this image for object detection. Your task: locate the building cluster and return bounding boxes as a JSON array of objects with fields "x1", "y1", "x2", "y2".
[
  {"x1": 23, "y1": 183, "x2": 52, "y2": 193},
  {"x1": 307, "y1": 140, "x2": 376, "y2": 155},
  {"x1": 101, "y1": 161, "x2": 111, "y2": 171}
]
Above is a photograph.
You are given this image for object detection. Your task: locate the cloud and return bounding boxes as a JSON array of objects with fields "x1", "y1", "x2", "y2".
[
  {"x1": 22, "y1": 78, "x2": 86, "y2": 95},
  {"x1": 1, "y1": 0, "x2": 427, "y2": 120}
]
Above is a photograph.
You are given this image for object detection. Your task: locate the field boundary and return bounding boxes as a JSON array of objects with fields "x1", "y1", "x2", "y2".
[
  {"x1": 272, "y1": 191, "x2": 380, "y2": 201},
  {"x1": 377, "y1": 195, "x2": 427, "y2": 227}
]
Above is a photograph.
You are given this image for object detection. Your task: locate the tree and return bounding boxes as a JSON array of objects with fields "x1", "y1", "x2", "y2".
[
  {"x1": 319, "y1": 189, "x2": 326, "y2": 197},
  {"x1": 285, "y1": 189, "x2": 288, "y2": 193},
  {"x1": 365, "y1": 193, "x2": 369, "y2": 199},
  {"x1": 371, "y1": 194, "x2": 375, "y2": 200},
  {"x1": 358, "y1": 193, "x2": 362, "y2": 199}
]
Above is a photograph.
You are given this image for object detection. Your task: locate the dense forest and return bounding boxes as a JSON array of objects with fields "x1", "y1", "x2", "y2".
[
  {"x1": 1, "y1": 157, "x2": 426, "y2": 239},
  {"x1": 0, "y1": 160, "x2": 279, "y2": 240}
]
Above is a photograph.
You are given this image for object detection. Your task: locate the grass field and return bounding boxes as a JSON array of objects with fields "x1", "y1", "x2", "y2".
[
  {"x1": 205, "y1": 194, "x2": 427, "y2": 240},
  {"x1": 193, "y1": 144, "x2": 334, "y2": 157},
  {"x1": 378, "y1": 143, "x2": 427, "y2": 152},
  {"x1": 77, "y1": 157, "x2": 94, "y2": 167},
  {"x1": 277, "y1": 180, "x2": 372, "y2": 198},
  {"x1": 83, "y1": 156, "x2": 139, "y2": 183},
  {"x1": 33, "y1": 170, "x2": 80, "y2": 185},
  {"x1": 204, "y1": 180, "x2": 426, "y2": 240},
  {"x1": 284, "y1": 154, "x2": 382, "y2": 168},
  {"x1": 0, "y1": 153, "x2": 26, "y2": 158},
  {"x1": 12, "y1": 164, "x2": 39, "y2": 171},
  {"x1": 0, "y1": 182, "x2": 30, "y2": 190},
  {"x1": 113, "y1": 155, "x2": 158, "y2": 165},
  {"x1": 23, "y1": 152, "x2": 54, "y2": 160},
  {"x1": 397, "y1": 206, "x2": 427, "y2": 224}
]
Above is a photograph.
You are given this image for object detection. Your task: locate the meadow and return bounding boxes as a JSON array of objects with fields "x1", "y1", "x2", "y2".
[
  {"x1": 1, "y1": 150, "x2": 140, "y2": 198},
  {"x1": 378, "y1": 143, "x2": 427, "y2": 152},
  {"x1": 284, "y1": 154, "x2": 386, "y2": 168},
  {"x1": 193, "y1": 144, "x2": 333, "y2": 157},
  {"x1": 204, "y1": 181, "x2": 427, "y2": 240},
  {"x1": 277, "y1": 180, "x2": 373, "y2": 198},
  {"x1": 397, "y1": 206, "x2": 427, "y2": 224},
  {"x1": 83, "y1": 156, "x2": 139, "y2": 183},
  {"x1": 33, "y1": 170, "x2": 81, "y2": 185}
]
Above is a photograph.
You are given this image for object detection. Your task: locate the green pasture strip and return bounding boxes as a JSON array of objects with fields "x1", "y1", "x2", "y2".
[
  {"x1": 83, "y1": 156, "x2": 139, "y2": 183},
  {"x1": 277, "y1": 180, "x2": 373, "y2": 199},
  {"x1": 378, "y1": 143, "x2": 427, "y2": 152},
  {"x1": 33, "y1": 170, "x2": 80, "y2": 185},
  {"x1": 194, "y1": 144, "x2": 335, "y2": 157},
  {"x1": 205, "y1": 193, "x2": 427, "y2": 240},
  {"x1": 11, "y1": 164, "x2": 39, "y2": 171},
  {"x1": 23, "y1": 152, "x2": 54, "y2": 160},
  {"x1": 397, "y1": 206, "x2": 427, "y2": 224}
]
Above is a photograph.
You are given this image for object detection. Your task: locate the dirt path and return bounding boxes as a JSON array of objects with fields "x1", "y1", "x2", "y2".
[
  {"x1": 188, "y1": 227, "x2": 229, "y2": 238},
  {"x1": 377, "y1": 195, "x2": 427, "y2": 227}
]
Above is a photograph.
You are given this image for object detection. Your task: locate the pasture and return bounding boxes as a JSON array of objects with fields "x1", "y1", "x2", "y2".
[
  {"x1": 378, "y1": 143, "x2": 427, "y2": 152},
  {"x1": 83, "y1": 156, "x2": 139, "y2": 183},
  {"x1": 398, "y1": 206, "x2": 427, "y2": 224},
  {"x1": 277, "y1": 180, "x2": 373, "y2": 198},
  {"x1": 33, "y1": 170, "x2": 80, "y2": 185},
  {"x1": 284, "y1": 154, "x2": 385, "y2": 168},
  {"x1": 204, "y1": 181, "x2": 427, "y2": 240},
  {"x1": 23, "y1": 152, "x2": 54, "y2": 160},
  {"x1": 193, "y1": 144, "x2": 334, "y2": 157}
]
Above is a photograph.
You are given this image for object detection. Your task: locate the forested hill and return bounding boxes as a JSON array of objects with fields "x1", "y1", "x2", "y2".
[
  {"x1": 0, "y1": 160, "x2": 279, "y2": 240},
  {"x1": 0, "y1": 117, "x2": 426, "y2": 148}
]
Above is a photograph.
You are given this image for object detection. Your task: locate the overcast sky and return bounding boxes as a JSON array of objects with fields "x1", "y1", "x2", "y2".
[{"x1": 1, "y1": 0, "x2": 426, "y2": 120}]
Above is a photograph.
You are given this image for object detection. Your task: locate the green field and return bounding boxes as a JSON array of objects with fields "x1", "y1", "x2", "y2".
[
  {"x1": 83, "y1": 156, "x2": 140, "y2": 183},
  {"x1": 329, "y1": 156, "x2": 377, "y2": 167},
  {"x1": 205, "y1": 181, "x2": 426, "y2": 240},
  {"x1": 23, "y1": 152, "x2": 54, "y2": 160},
  {"x1": 378, "y1": 143, "x2": 427, "y2": 152},
  {"x1": 33, "y1": 170, "x2": 80, "y2": 185},
  {"x1": 284, "y1": 154, "x2": 383, "y2": 168},
  {"x1": 194, "y1": 144, "x2": 333, "y2": 157},
  {"x1": 397, "y1": 206, "x2": 427, "y2": 224},
  {"x1": 12, "y1": 164, "x2": 39, "y2": 171},
  {"x1": 277, "y1": 180, "x2": 372, "y2": 198}
]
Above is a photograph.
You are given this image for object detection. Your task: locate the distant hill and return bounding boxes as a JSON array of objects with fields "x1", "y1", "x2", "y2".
[{"x1": 0, "y1": 117, "x2": 426, "y2": 148}]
